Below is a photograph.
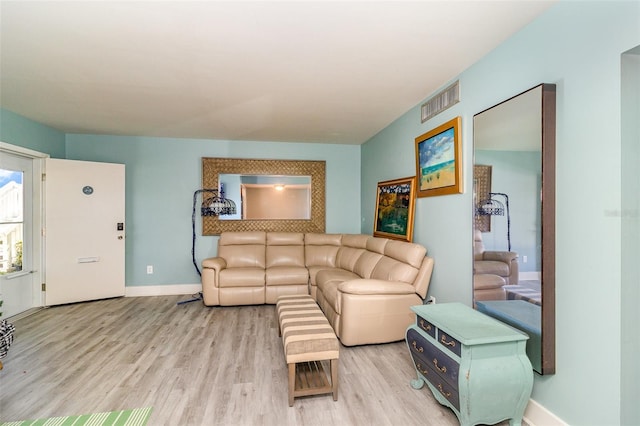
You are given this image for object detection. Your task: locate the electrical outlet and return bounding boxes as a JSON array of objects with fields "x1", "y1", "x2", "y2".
[
  {"x1": 523, "y1": 256, "x2": 528, "y2": 263},
  {"x1": 146, "y1": 265, "x2": 153, "y2": 274}
]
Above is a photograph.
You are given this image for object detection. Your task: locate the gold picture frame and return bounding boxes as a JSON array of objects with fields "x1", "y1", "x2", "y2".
[
  {"x1": 415, "y1": 116, "x2": 463, "y2": 197},
  {"x1": 373, "y1": 176, "x2": 416, "y2": 242}
]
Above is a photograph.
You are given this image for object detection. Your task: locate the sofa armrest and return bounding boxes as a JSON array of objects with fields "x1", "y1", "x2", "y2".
[
  {"x1": 481, "y1": 251, "x2": 519, "y2": 285},
  {"x1": 202, "y1": 257, "x2": 227, "y2": 273},
  {"x1": 201, "y1": 257, "x2": 227, "y2": 306},
  {"x1": 338, "y1": 279, "x2": 416, "y2": 296},
  {"x1": 483, "y1": 251, "x2": 518, "y2": 264}
]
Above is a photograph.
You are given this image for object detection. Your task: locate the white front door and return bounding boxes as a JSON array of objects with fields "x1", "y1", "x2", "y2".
[
  {"x1": 45, "y1": 159, "x2": 125, "y2": 306},
  {"x1": 0, "y1": 151, "x2": 39, "y2": 318}
]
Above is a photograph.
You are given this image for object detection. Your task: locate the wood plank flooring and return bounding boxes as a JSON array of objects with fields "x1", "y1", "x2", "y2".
[{"x1": 0, "y1": 296, "x2": 463, "y2": 425}]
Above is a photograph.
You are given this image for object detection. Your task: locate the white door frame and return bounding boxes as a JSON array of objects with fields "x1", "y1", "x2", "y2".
[{"x1": 0, "y1": 142, "x2": 48, "y2": 314}]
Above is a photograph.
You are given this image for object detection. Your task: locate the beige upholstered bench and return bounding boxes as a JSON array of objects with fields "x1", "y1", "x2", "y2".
[{"x1": 276, "y1": 294, "x2": 339, "y2": 406}]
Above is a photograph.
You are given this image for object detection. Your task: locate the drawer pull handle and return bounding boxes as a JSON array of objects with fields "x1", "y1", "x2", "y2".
[
  {"x1": 412, "y1": 341, "x2": 424, "y2": 353},
  {"x1": 419, "y1": 319, "x2": 432, "y2": 331},
  {"x1": 440, "y1": 335, "x2": 456, "y2": 348},
  {"x1": 437, "y1": 383, "x2": 451, "y2": 397},
  {"x1": 433, "y1": 358, "x2": 447, "y2": 373},
  {"x1": 416, "y1": 363, "x2": 429, "y2": 375}
]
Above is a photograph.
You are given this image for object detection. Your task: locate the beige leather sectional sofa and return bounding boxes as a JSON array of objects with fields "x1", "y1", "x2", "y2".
[{"x1": 201, "y1": 231, "x2": 434, "y2": 346}]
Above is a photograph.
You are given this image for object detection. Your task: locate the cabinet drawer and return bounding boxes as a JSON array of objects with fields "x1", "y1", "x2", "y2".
[
  {"x1": 406, "y1": 328, "x2": 459, "y2": 388},
  {"x1": 409, "y1": 351, "x2": 460, "y2": 411},
  {"x1": 416, "y1": 315, "x2": 436, "y2": 338},
  {"x1": 427, "y1": 371, "x2": 460, "y2": 411},
  {"x1": 438, "y1": 330, "x2": 462, "y2": 357},
  {"x1": 409, "y1": 351, "x2": 434, "y2": 381}
]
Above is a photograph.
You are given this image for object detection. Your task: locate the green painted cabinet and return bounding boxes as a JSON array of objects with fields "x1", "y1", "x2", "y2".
[{"x1": 406, "y1": 303, "x2": 533, "y2": 426}]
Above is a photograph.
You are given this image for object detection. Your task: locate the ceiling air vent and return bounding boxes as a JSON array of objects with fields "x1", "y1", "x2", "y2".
[{"x1": 421, "y1": 80, "x2": 460, "y2": 123}]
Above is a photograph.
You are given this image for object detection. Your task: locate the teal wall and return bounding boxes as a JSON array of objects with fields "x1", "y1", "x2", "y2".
[
  {"x1": 475, "y1": 150, "x2": 540, "y2": 273},
  {"x1": 0, "y1": 108, "x2": 65, "y2": 157},
  {"x1": 65, "y1": 135, "x2": 361, "y2": 287},
  {"x1": 361, "y1": 1, "x2": 639, "y2": 424}
]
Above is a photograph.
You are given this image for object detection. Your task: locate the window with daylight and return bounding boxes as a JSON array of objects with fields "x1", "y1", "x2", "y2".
[{"x1": 0, "y1": 168, "x2": 24, "y2": 274}]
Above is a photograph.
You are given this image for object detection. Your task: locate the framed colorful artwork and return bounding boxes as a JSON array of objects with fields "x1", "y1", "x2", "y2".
[
  {"x1": 414, "y1": 116, "x2": 463, "y2": 197},
  {"x1": 373, "y1": 176, "x2": 416, "y2": 242}
]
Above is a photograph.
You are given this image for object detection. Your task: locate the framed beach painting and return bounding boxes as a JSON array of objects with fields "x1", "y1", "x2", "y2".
[
  {"x1": 414, "y1": 116, "x2": 463, "y2": 197},
  {"x1": 373, "y1": 176, "x2": 416, "y2": 242}
]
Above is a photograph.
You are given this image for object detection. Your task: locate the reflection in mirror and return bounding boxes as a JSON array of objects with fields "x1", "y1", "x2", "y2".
[
  {"x1": 201, "y1": 157, "x2": 325, "y2": 235},
  {"x1": 218, "y1": 174, "x2": 311, "y2": 220},
  {"x1": 472, "y1": 84, "x2": 555, "y2": 375}
]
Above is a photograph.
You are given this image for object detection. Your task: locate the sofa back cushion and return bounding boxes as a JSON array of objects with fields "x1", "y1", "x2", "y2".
[
  {"x1": 266, "y1": 232, "x2": 305, "y2": 268},
  {"x1": 370, "y1": 240, "x2": 427, "y2": 284},
  {"x1": 218, "y1": 231, "x2": 266, "y2": 268},
  {"x1": 345, "y1": 236, "x2": 387, "y2": 278},
  {"x1": 305, "y1": 233, "x2": 342, "y2": 268},
  {"x1": 353, "y1": 250, "x2": 383, "y2": 278},
  {"x1": 384, "y1": 240, "x2": 427, "y2": 268},
  {"x1": 371, "y1": 257, "x2": 419, "y2": 283},
  {"x1": 335, "y1": 234, "x2": 369, "y2": 272}
]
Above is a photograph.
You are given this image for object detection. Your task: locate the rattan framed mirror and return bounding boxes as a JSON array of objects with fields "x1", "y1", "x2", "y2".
[{"x1": 201, "y1": 157, "x2": 326, "y2": 235}]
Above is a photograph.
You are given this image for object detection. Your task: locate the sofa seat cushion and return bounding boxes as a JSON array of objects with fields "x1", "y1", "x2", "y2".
[
  {"x1": 308, "y1": 266, "x2": 340, "y2": 286},
  {"x1": 339, "y1": 279, "x2": 416, "y2": 295},
  {"x1": 474, "y1": 260, "x2": 510, "y2": 277},
  {"x1": 266, "y1": 266, "x2": 309, "y2": 286},
  {"x1": 219, "y1": 268, "x2": 265, "y2": 287},
  {"x1": 317, "y1": 280, "x2": 341, "y2": 315},
  {"x1": 316, "y1": 269, "x2": 360, "y2": 286},
  {"x1": 316, "y1": 269, "x2": 360, "y2": 314},
  {"x1": 473, "y1": 274, "x2": 506, "y2": 290}
]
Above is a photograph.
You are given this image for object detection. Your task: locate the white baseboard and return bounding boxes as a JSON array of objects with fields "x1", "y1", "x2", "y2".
[
  {"x1": 524, "y1": 398, "x2": 567, "y2": 426},
  {"x1": 519, "y1": 271, "x2": 541, "y2": 281},
  {"x1": 125, "y1": 284, "x2": 202, "y2": 297}
]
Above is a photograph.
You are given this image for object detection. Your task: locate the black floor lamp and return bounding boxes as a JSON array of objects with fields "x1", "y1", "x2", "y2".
[
  {"x1": 178, "y1": 188, "x2": 237, "y2": 306},
  {"x1": 476, "y1": 192, "x2": 511, "y2": 251}
]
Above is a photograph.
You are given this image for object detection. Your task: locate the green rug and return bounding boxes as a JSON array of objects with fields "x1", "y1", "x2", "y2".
[{"x1": 1, "y1": 407, "x2": 152, "y2": 426}]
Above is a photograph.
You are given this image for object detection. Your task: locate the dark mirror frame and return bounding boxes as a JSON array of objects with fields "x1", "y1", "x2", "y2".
[
  {"x1": 540, "y1": 83, "x2": 556, "y2": 375},
  {"x1": 473, "y1": 83, "x2": 556, "y2": 375}
]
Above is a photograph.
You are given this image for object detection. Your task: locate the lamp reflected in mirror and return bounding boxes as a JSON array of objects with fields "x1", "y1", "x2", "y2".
[{"x1": 476, "y1": 192, "x2": 511, "y2": 251}]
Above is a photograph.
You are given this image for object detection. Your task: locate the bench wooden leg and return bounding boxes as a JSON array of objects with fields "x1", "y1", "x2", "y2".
[
  {"x1": 288, "y1": 363, "x2": 295, "y2": 407},
  {"x1": 331, "y1": 358, "x2": 338, "y2": 401}
]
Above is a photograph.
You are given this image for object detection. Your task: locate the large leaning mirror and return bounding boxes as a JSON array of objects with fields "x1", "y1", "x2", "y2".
[
  {"x1": 201, "y1": 157, "x2": 326, "y2": 235},
  {"x1": 472, "y1": 84, "x2": 556, "y2": 375}
]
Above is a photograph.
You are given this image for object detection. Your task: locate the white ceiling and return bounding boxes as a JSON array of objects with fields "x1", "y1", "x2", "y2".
[{"x1": 0, "y1": 1, "x2": 556, "y2": 145}]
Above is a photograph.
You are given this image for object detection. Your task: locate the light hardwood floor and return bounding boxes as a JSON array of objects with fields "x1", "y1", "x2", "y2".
[{"x1": 0, "y1": 296, "x2": 466, "y2": 425}]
